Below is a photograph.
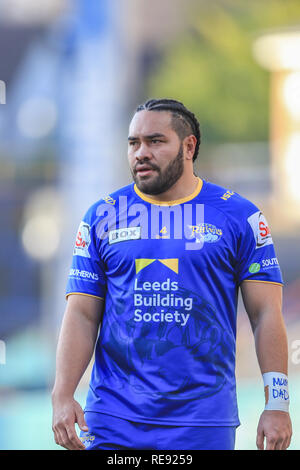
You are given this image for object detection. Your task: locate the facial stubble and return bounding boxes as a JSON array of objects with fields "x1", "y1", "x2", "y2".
[{"x1": 132, "y1": 144, "x2": 184, "y2": 195}]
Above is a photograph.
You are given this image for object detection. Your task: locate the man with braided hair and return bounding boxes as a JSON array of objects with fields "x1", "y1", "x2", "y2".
[{"x1": 52, "y1": 99, "x2": 292, "y2": 450}]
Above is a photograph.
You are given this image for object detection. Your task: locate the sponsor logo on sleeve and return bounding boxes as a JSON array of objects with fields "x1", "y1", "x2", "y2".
[
  {"x1": 261, "y1": 257, "x2": 280, "y2": 270},
  {"x1": 248, "y1": 258, "x2": 280, "y2": 274},
  {"x1": 73, "y1": 222, "x2": 91, "y2": 258},
  {"x1": 247, "y1": 211, "x2": 273, "y2": 249},
  {"x1": 69, "y1": 268, "x2": 99, "y2": 281},
  {"x1": 249, "y1": 262, "x2": 261, "y2": 273}
]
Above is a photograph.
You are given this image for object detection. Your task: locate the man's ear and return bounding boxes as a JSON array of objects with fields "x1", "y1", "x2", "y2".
[{"x1": 184, "y1": 135, "x2": 197, "y2": 160}]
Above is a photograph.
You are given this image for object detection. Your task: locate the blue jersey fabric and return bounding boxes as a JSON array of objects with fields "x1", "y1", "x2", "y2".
[
  {"x1": 66, "y1": 178, "x2": 283, "y2": 426},
  {"x1": 80, "y1": 412, "x2": 237, "y2": 450}
]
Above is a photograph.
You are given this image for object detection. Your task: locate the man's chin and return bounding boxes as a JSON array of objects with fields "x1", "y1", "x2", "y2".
[{"x1": 134, "y1": 176, "x2": 163, "y2": 195}]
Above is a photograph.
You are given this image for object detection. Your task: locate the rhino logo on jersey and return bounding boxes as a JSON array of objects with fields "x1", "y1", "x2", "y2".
[{"x1": 188, "y1": 223, "x2": 223, "y2": 244}]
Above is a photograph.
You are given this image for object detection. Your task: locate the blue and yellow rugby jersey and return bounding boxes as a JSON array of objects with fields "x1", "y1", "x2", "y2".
[{"x1": 66, "y1": 178, "x2": 283, "y2": 426}]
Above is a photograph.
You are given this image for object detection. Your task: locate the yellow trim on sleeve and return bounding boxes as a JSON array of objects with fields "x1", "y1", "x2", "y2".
[
  {"x1": 242, "y1": 280, "x2": 283, "y2": 287},
  {"x1": 134, "y1": 177, "x2": 203, "y2": 206},
  {"x1": 66, "y1": 292, "x2": 104, "y2": 300}
]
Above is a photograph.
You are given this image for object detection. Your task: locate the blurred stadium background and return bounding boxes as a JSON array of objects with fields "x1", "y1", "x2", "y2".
[{"x1": 0, "y1": 0, "x2": 299, "y2": 450}]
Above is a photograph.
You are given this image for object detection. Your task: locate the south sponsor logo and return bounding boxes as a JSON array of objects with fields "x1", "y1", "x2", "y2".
[
  {"x1": 73, "y1": 222, "x2": 91, "y2": 258},
  {"x1": 109, "y1": 226, "x2": 141, "y2": 245},
  {"x1": 262, "y1": 257, "x2": 279, "y2": 269},
  {"x1": 249, "y1": 258, "x2": 279, "y2": 274},
  {"x1": 247, "y1": 211, "x2": 273, "y2": 249}
]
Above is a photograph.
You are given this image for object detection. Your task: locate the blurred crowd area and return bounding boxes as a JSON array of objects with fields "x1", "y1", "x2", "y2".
[{"x1": 0, "y1": 0, "x2": 300, "y2": 450}]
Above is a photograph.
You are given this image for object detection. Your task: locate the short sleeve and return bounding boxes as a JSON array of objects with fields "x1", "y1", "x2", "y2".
[
  {"x1": 65, "y1": 211, "x2": 107, "y2": 299},
  {"x1": 236, "y1": 209, "x2": 284, "y2": 286}
]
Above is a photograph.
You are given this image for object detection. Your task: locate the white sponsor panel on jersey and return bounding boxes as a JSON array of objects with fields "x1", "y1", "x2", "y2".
[
  {"x1": 73, "y1": 221, "x2": 91, "y2": 258},
  {"x1": 247, "y1": 211, "x2": 273, "y2": 249},
  {"x1": 109, "y1": 226, "x2": 141, "y2": 245}
]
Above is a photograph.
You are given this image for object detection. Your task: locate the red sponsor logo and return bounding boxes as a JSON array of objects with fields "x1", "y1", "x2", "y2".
[
  {"x1": 259, "y1": 221, "x2": 270, "y2": 238},
  {"x1": 75, "y1": 231, "x2": 87, "y2": 248}
]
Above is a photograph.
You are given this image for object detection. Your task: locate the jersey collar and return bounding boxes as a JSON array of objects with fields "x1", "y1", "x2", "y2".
[{"x1": 133, "y1": 177, "x2": 203, "y2": 206}]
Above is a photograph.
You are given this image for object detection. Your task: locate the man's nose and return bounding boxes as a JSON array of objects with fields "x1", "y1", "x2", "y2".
[{"x1": 135, "y1": 142, "x2": 152, "y2": 160}]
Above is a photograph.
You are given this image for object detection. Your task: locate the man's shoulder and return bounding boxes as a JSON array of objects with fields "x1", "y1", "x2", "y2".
[
  {"x1": 202, "y1": 179, "x2": 259, "y2": 221},
  {"x1": 83, "y1": 183, "x2": 134, "y2": 220}
]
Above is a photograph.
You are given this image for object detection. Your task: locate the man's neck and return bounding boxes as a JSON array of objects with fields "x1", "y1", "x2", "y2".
[{"x1": 143, "y1": 174, "x2": 200, "y2": 203}]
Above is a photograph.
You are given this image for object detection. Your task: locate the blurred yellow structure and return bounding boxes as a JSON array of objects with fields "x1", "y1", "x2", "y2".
[{"x1": 253, "y1": 28, "x2": 300, "y2": 230}]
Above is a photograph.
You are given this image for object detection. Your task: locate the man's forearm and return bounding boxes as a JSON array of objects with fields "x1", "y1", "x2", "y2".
[
  {"x1": 252, "y1": 308, "x2": 288, "y2": 375},
  {"x1": 52, "y1": 305, "x2": 99, "y2": 399}
]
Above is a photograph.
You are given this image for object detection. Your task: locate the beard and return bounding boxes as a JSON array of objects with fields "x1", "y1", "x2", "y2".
[{"x1": 131, "y1": 144, "x2": 184, "y2": 195}]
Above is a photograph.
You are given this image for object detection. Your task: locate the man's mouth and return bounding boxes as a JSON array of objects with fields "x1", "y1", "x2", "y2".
[{"x1": 135, "y1": 166, "x2": 157, "y2": 176}]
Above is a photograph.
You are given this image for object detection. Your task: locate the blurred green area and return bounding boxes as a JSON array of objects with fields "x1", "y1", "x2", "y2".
[
  {"x1": 148, "y1": 0, "x2": 300, "y2": 143},
  {"x1": 0, "y1": 377, "x2": 299, "y2": 450}
]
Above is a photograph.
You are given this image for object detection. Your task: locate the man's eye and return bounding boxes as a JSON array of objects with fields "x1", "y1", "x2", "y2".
[
  {"x1": 129, "y1": 141, "x2": 138, "y2": 146},
  {"x1": 152, "y1": 139, "x2": 161, "y2": 144}
]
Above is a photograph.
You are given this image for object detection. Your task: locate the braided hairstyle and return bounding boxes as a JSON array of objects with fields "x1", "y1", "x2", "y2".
[{"x1": 135, "y1": 98, "x2": 201, "y2": 162}]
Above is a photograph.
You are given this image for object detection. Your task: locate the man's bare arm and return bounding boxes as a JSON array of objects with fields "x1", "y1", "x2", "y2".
[
  {"x1": 241, "y1": 281, "x2": 287, "y2": 373},
  {"x1": 240, "y1": 281, "x2": 292, "y2": 450},
  {"x1": 51, "y1": 294, "x2": 104, "y2": 450}
]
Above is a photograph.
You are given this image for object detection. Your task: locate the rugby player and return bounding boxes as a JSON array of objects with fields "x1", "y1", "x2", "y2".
[{"x1": 51, "y1": 99, "x2": 292, "y2": 450}]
